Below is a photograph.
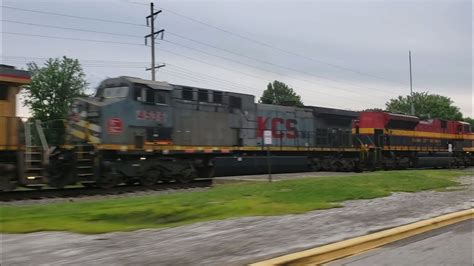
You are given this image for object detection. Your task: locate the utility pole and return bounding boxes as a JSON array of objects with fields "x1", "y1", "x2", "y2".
[
  {"x1": 409, "y1": 51, "x2": 415, "y2": 116},
  {"x1": 145, "y1": 2, "x2": 165, "y2": 81}
]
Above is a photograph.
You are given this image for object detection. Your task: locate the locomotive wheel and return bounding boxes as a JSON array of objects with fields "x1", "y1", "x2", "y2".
[
  {"x1": 97, "y1": 173, "x2": 119, "y2": 189},
  {"x1": 353, "y1": 162, "x2": 363, "y2": 173},
  {"x1": 330, "y1": 160, "x2": 343, "y2": 172},
  {"x1": 175, "y1": 166, "x2": 195, "y2": 183},
  {"x1": 342, "y1": 159, "x2": 355, "y2": 172},
  {"x1": 0, "y1": 170, "x2": 17, "y2": 191},
  {"x1": 48, "y1": 166, "x2": 71, "y2": 188},
  {"x1": 48, "y1": 150, "x2": 74, "y2": 188},
  {"x1": 321, "y1": 159, "x2": 332, "y2": 171},
  {"x1": 140, "y1": 170, "x2": 160, "y2": 186},
  {"x1": 309, "y1": 158, "x2": 322, "y2": 172}
]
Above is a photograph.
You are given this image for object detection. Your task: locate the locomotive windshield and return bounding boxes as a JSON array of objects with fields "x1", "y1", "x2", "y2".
[{"x1": 102, "y1": 86, "x2": 129, "y2": 98}]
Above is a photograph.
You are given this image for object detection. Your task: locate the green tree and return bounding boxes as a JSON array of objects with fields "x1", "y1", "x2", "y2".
[
  {"x1": 23, "y1": 56, "x2": 88, "y2": 121},
  {"x1": 385, "y1": 92, "x2": 463, "y2": 120},
  {"x1": 362, "y1": 108, "x2": 385, "y2": 112},
  {"x1": 260, "y1": 80, "x2": 304, "y2": 107}
]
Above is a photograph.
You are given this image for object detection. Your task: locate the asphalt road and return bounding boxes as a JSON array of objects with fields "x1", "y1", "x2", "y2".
[{"x1": 327, "y1": 219, "x2": 473, "y2": 266}]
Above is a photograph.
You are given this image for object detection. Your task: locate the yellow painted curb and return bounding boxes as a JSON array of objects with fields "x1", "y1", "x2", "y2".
[{"x1": 250, "y1": 208, "x2": 473, "y2": 266}]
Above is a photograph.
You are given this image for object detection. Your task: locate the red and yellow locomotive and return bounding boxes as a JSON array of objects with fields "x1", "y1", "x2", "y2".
[{"x1": 353, "y1": 111, "x2": 473, "y2": 169}]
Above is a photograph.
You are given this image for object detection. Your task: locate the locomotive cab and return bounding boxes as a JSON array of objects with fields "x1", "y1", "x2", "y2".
[
  {"x1": 75, "y1": 77, "x2": 174, "y2": 148},
  {"x1": 0, "y1": 65, "x2": 31, "y2": 190}
]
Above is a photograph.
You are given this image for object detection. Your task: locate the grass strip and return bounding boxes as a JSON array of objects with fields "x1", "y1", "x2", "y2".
[{"x1": 0, "y1": 169, "x2": 465, "y2": 234}]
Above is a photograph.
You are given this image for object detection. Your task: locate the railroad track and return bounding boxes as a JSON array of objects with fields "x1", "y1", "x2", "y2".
[{"x1": 0, "y1": 179, "x2": 212, "y2": 202}]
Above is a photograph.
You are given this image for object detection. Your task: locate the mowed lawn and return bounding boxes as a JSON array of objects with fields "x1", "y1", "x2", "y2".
[{"x1": 0, "y1": 169, "x2": 465, "y2": 234}]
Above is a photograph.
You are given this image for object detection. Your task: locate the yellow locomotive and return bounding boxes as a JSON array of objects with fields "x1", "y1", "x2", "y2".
[{"x1": 0, "y1": 64, "x2": 47, "y2": 190}]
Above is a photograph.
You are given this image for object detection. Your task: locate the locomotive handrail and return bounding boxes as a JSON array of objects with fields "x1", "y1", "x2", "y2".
[
  {"x1": 35, "y1": 120, "x2": 49, "y2": 164},
  {"x1": 24, "y1": 121, "x2": 32, "y2": 168}
]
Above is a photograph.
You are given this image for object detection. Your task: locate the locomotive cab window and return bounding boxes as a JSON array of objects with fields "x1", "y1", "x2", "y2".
[
  {"x1": 145, "y1": 88, "x2": 155, "y2": 104},
  {"x1": 155, "y1": 90, "x2": 167, "y2": 104},
  {"x1": 133, "y1": 85, "x2": 169, "y2": 105},
  {"x1": 102, "y1": 86, "x2": 129, "y2": 98},
  {"x1": 463, "y1": 124, "x2": 471, "y2": 133},
  {"x1": 198, "y1": 89, "x2": 208, "y2": 102},
  {"x1": 182, "y1": 87, "x2": 193, "y2": 100},
  {"x1": 440, "y1": 120, "x2": 447, "y2": 129},
  {"x1": 134, "y1": 87, "x2": 142, "y2": 101},
  {"x1": 0, "y1": 84, "x2": 8, "y2": 100},
  {"x1": 213, "y1": 91, "x2": 223, "y2": 104}
]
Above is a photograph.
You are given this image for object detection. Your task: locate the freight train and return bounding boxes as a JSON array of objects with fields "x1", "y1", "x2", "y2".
[{"x1": 0, "y1": 72, "x2": 472, "y2": 190}]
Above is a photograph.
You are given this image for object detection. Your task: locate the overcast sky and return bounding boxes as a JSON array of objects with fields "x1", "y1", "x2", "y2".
[{"x1": 1, "y1": 0, "x2": 472, "y2": 117}]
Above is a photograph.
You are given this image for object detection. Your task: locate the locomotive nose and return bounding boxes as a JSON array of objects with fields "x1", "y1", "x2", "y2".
[{"x1": 67, "y1": 99, "x2": 102, "y2": 144}]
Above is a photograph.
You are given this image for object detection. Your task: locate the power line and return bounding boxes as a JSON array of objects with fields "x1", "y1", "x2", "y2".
[
  {"x1": 4, "y1": 54, "x2": 256, "y2": 91},
  {"x1": 3, "y1": 19, "x2": 389, "y2": 96},
  {"x1": 2, "y1": 1, "x2": 405, "y2": 91},
  {"x1": 2, "y1": 19, "x2": 142, "y2": 38},
  {"x1": 166, "y1": 65, "x2": 261, "y2": 93},
  {"x1": 162, "y1": 39, "x2": 389, "y2": 100},
  {"x1": 3, "y1": 7, "x2": 396, "y2": 98},
  {"x1": 152, "y1": 4, "x2": 409, "y2": 86},
  {"x1": 10, "y1": 53, "x2": 372, "y2": 105},
  {"x1": 164, "y1": 64, "x2": 371, "y2": 106},
  {"x1": 165, "y1": 32, "x2": 393, "y2": 96},
  {"x1": 1, "y1": 5, "x2": 145, "y2": 27},
  {"x1": 3, "y1": 55, "x2": 149, "y2": 65},
  {"x1": 158, "y1": 49, "x2": 373, "y2": 105},
  {"x1": 3, "y1": 31, "x2": 377, "y2": 105},
  {"x1": 162, "y1": 68, "x2": 258, "y2": 96},
  {"x1": 5, "y1": 3, "x2": 406, "y2": 87},
  {"x1": 3, "y1": 58, "x2": 146, "y2": 68},
  {"x1": 3, "y1": 25, "x2": 378, "y2": 102},
  {"x1": 2, "y1": 32, "x2": 146, "y2": 46},
  {"x1": 167, "y1": 64, "x2": 260, "y2": 91},
  {"x1": 161, "y1": 69, "x2": 353, "y2": 110}
]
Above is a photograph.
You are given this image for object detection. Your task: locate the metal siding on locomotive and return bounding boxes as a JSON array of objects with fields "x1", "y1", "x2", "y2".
[{"x1": 48, "y1": 76, "x2": 360, "y2": 188}]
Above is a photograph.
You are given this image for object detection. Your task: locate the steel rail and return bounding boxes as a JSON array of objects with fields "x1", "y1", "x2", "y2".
[{"x1": 0, "y1": 179, "x2": 212, "y2": 202}]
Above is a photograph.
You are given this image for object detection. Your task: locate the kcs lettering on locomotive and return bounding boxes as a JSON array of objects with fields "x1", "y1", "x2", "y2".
[{"x1": 257, "y1": 116, "x2": 298, "y2": 139}]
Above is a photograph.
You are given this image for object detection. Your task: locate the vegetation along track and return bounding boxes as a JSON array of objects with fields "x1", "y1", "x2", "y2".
[{"x1": 0, "y1": 179, "x2": 212, "y2": 202}]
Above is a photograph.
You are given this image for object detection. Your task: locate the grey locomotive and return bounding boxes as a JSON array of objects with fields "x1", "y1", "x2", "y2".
[{"x1": 48, "y1": 76, "x2": 360, "y2": 188}]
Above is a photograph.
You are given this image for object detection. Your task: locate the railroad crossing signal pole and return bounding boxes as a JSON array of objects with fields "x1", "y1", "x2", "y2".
[{"x1": 145, "y1": 2, "x2": 165, "y2": 81}]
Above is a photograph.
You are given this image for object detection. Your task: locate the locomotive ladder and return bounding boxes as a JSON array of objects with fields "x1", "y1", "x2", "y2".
[
  {"x1": 22, "y1": 121, "x2": 48, "y2": 184},
  {"x1": 75, "y1": 144, "x2": 96, "y2": 182}
]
